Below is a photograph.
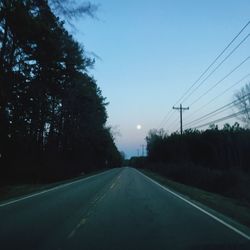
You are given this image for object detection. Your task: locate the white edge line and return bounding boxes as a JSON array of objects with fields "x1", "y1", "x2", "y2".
[
  {"x1": 0, "y1": 170, "x2": 111, "y2": 208},
  {"x1": 136, "y1": 169, "x2": 250, "y2": 240}
]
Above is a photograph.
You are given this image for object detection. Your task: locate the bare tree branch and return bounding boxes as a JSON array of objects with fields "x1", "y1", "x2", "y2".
[
  {"x1": 234, "y1": 82, "x2": 250, "y2": 127},
  {"x1": 49, "y1": 0, "x2": 98, "y2": 22}
]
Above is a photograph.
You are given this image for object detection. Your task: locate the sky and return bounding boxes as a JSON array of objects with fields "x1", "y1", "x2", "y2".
[{"x1": 69, "y1": 0, "x2": 250, "y2": 158}]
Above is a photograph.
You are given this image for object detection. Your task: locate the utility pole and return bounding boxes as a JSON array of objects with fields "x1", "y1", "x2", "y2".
[
  {"x1": 173, "y1": 104, "x2": 189, "y2": 135},
  {"x1": 140, "y1": 144, "x2": 145, "y2": 157}
]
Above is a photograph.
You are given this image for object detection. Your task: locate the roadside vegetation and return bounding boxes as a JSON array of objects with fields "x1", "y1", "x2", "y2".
[
  {"x1": 129, "y1": 122, "x2": 250, "y2": 227},
  {"x1": 132, "y1": 124, "x2": 250, "y2": 203},
  {"x1": 0, "y1": 169, "x2": 106, "y2": 203},
  {"x1": 141, "y1": 169, "x2": 250, "y2": 229},
  {"x1": 0, "y1": 0, "x2": 122, "y2": 186}
]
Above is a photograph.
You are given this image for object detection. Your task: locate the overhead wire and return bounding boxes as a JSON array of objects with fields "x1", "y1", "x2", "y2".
[
  {"x1": 185, "y1": 92, "x2": 250, "y2": 128},
  {"x1": 181, "y1": 33, "x2": 250, "y2": 104},
  {"x1": 158, "y1": 110, "x2": 175, "y2": 128},
  {"x1": 191, "y1": 108, "x2": 250, "y2": 129},
  {"x1": 158, "y1": 20, "x2": 250, "y2": 129},
  {"x1": 183, "y1": 73, "x2": 250, "y2": 123},
  {"x1": 169, "y1": 71, "x2": 250, "y2": 132},
  {"x1": 188, "y1": 56, "x2": 250, "y2": 107},
  {"x1": 173, "y1": 20, "x2": 250, "y2": 106},
  {"x1": 167, "y1": 115, "x2": 180, "y2": 131}
]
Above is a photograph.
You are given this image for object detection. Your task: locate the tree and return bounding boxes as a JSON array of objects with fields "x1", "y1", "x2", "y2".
[
  {"x1": 0, "y1": 0, "x2": 121, "y2": 183},
  {"x1": 49, "y1": 0, "x2": 98, "y2": 25},
  {"x1": 234, "y1": 82, "x2": 250, "y2": 128}
]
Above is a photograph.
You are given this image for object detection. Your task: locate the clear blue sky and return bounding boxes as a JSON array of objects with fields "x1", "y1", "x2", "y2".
[{"x1": 70, "y1": 0, "x2": 250, "y2": 158}]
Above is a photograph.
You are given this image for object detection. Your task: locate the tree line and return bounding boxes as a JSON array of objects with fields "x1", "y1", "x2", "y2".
[
  {"x1": 139, "y1": 123, "x2": 250, "y2": 201},
  {"x1": 146, "y1": 123, "x2": 250, "y2": 172},
  {"x1": 128, "y1": 82, "x2": 250, "y2": 202},
  {"x1": 0, "y1": 0, "x2": 122, "y2": 183},
  {"x1": 125, "y1": 121, "x2": 250, "y2": 203}
]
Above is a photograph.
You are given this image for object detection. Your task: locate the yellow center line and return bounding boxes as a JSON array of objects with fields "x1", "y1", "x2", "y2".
[
  {"x1": 110, "y1": 173, "x2": 122, "y2": 189},
  {"x1": 67, "y1": 229, "x2": 76, "y2": 239},
  {"x1": 68, "y1": 173, "x2": 123, "y2": 240},
  {"x1": 67, "y1": 218, "x2": 87, "y2": 239},
  {"x1": 79, "y1": 218, "x2": 86, "y2": 226},
  {"x1": 110, "y1": 182, "x2": 116, "y2": 189}
]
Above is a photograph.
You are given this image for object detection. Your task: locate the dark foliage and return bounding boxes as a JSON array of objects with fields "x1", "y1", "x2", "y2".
[
  {"x1": 0, "y1": 0, "x2": 122, "y2": 184},
  {"x1": 136, "y1": 124, "x2": 250, "y2": 201},
  {"x1": 146, "y1": 123, "x2": 250, "y2": 172}
]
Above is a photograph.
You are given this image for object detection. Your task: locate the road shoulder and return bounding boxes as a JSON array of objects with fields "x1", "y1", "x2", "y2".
[
  {"x1": 138, "y1": 168, "x2": 250, "y2": 240},
  {"x1": 0, "y1": 169, "x2": 109, "y2": 206}
]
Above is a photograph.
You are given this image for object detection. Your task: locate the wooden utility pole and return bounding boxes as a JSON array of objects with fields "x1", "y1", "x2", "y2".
[
  {"x1": 140, "y1": 144, "x2": 145, "y2": 156},
  {"x1": 137, "y1": 149, "x2": 140, "y2": 157},
  {"x1": 173, "y1": 104, "x2": 189, "y2": 135}
]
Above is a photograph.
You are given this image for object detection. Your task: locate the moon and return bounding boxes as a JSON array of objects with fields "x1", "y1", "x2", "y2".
[{"x1": 136, "y1": 124, "x2": 142, "y2": 130}]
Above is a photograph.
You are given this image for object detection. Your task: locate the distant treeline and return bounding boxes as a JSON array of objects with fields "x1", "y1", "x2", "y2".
[
  {"x1": 0, "y1": 1, "x2": 122, "y2": 183},
  {"x1": 147, "y1": 123, "x2": 250, "y2": 172},
  {"x1": 132, "y1": 124, "x2": 250, "y2": 201}
]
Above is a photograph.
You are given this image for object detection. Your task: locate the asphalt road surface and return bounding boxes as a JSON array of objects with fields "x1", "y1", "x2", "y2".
[{"x1": 0, "y1": 167, "x2": 249, "y2": 250}]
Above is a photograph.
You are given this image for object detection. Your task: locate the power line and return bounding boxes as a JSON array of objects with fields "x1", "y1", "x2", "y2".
[
  {"x1": 167, "y1": 73, "x2": 250, "y2": 131},
  {"x1": 186, "y1": 104, "x2": 235, "y2": 127},
  {"x1": 181, "y1": 33, "x2": 250, "y2": 104},
  {"x1": 173, "y1": 20, "x2": 250, "y2": 106},
  {"x1": 185, "y1": 92, "x2": 250, "y2": 127},
  {"x1": 191, "y1": 108, "x2": 250, "y2": 129},
  {"x1": 158, "y1": 109, "x2": 175, "y2": 128},
  {"x1": 183, "y1": 73, "x2": 250, "y2": 123},
  {"x1": 158, "y1": 20, "x2": 250, "y2": 129},
  {"x1": 188, "y1": 56, "x2": 250, "y2": 107},
  {"x1": 167, "y1": 114, "x2": 180, "y2": 131}
]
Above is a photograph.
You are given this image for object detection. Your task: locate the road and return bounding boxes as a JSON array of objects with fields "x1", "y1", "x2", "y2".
[{"x1": 0, "y1": 167, "x2": 249, "y2": 250}]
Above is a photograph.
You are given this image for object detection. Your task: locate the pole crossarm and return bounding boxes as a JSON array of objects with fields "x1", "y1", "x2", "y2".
[{"x1": 173, "y1": 104, "x2": 189, "y2": 135}]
